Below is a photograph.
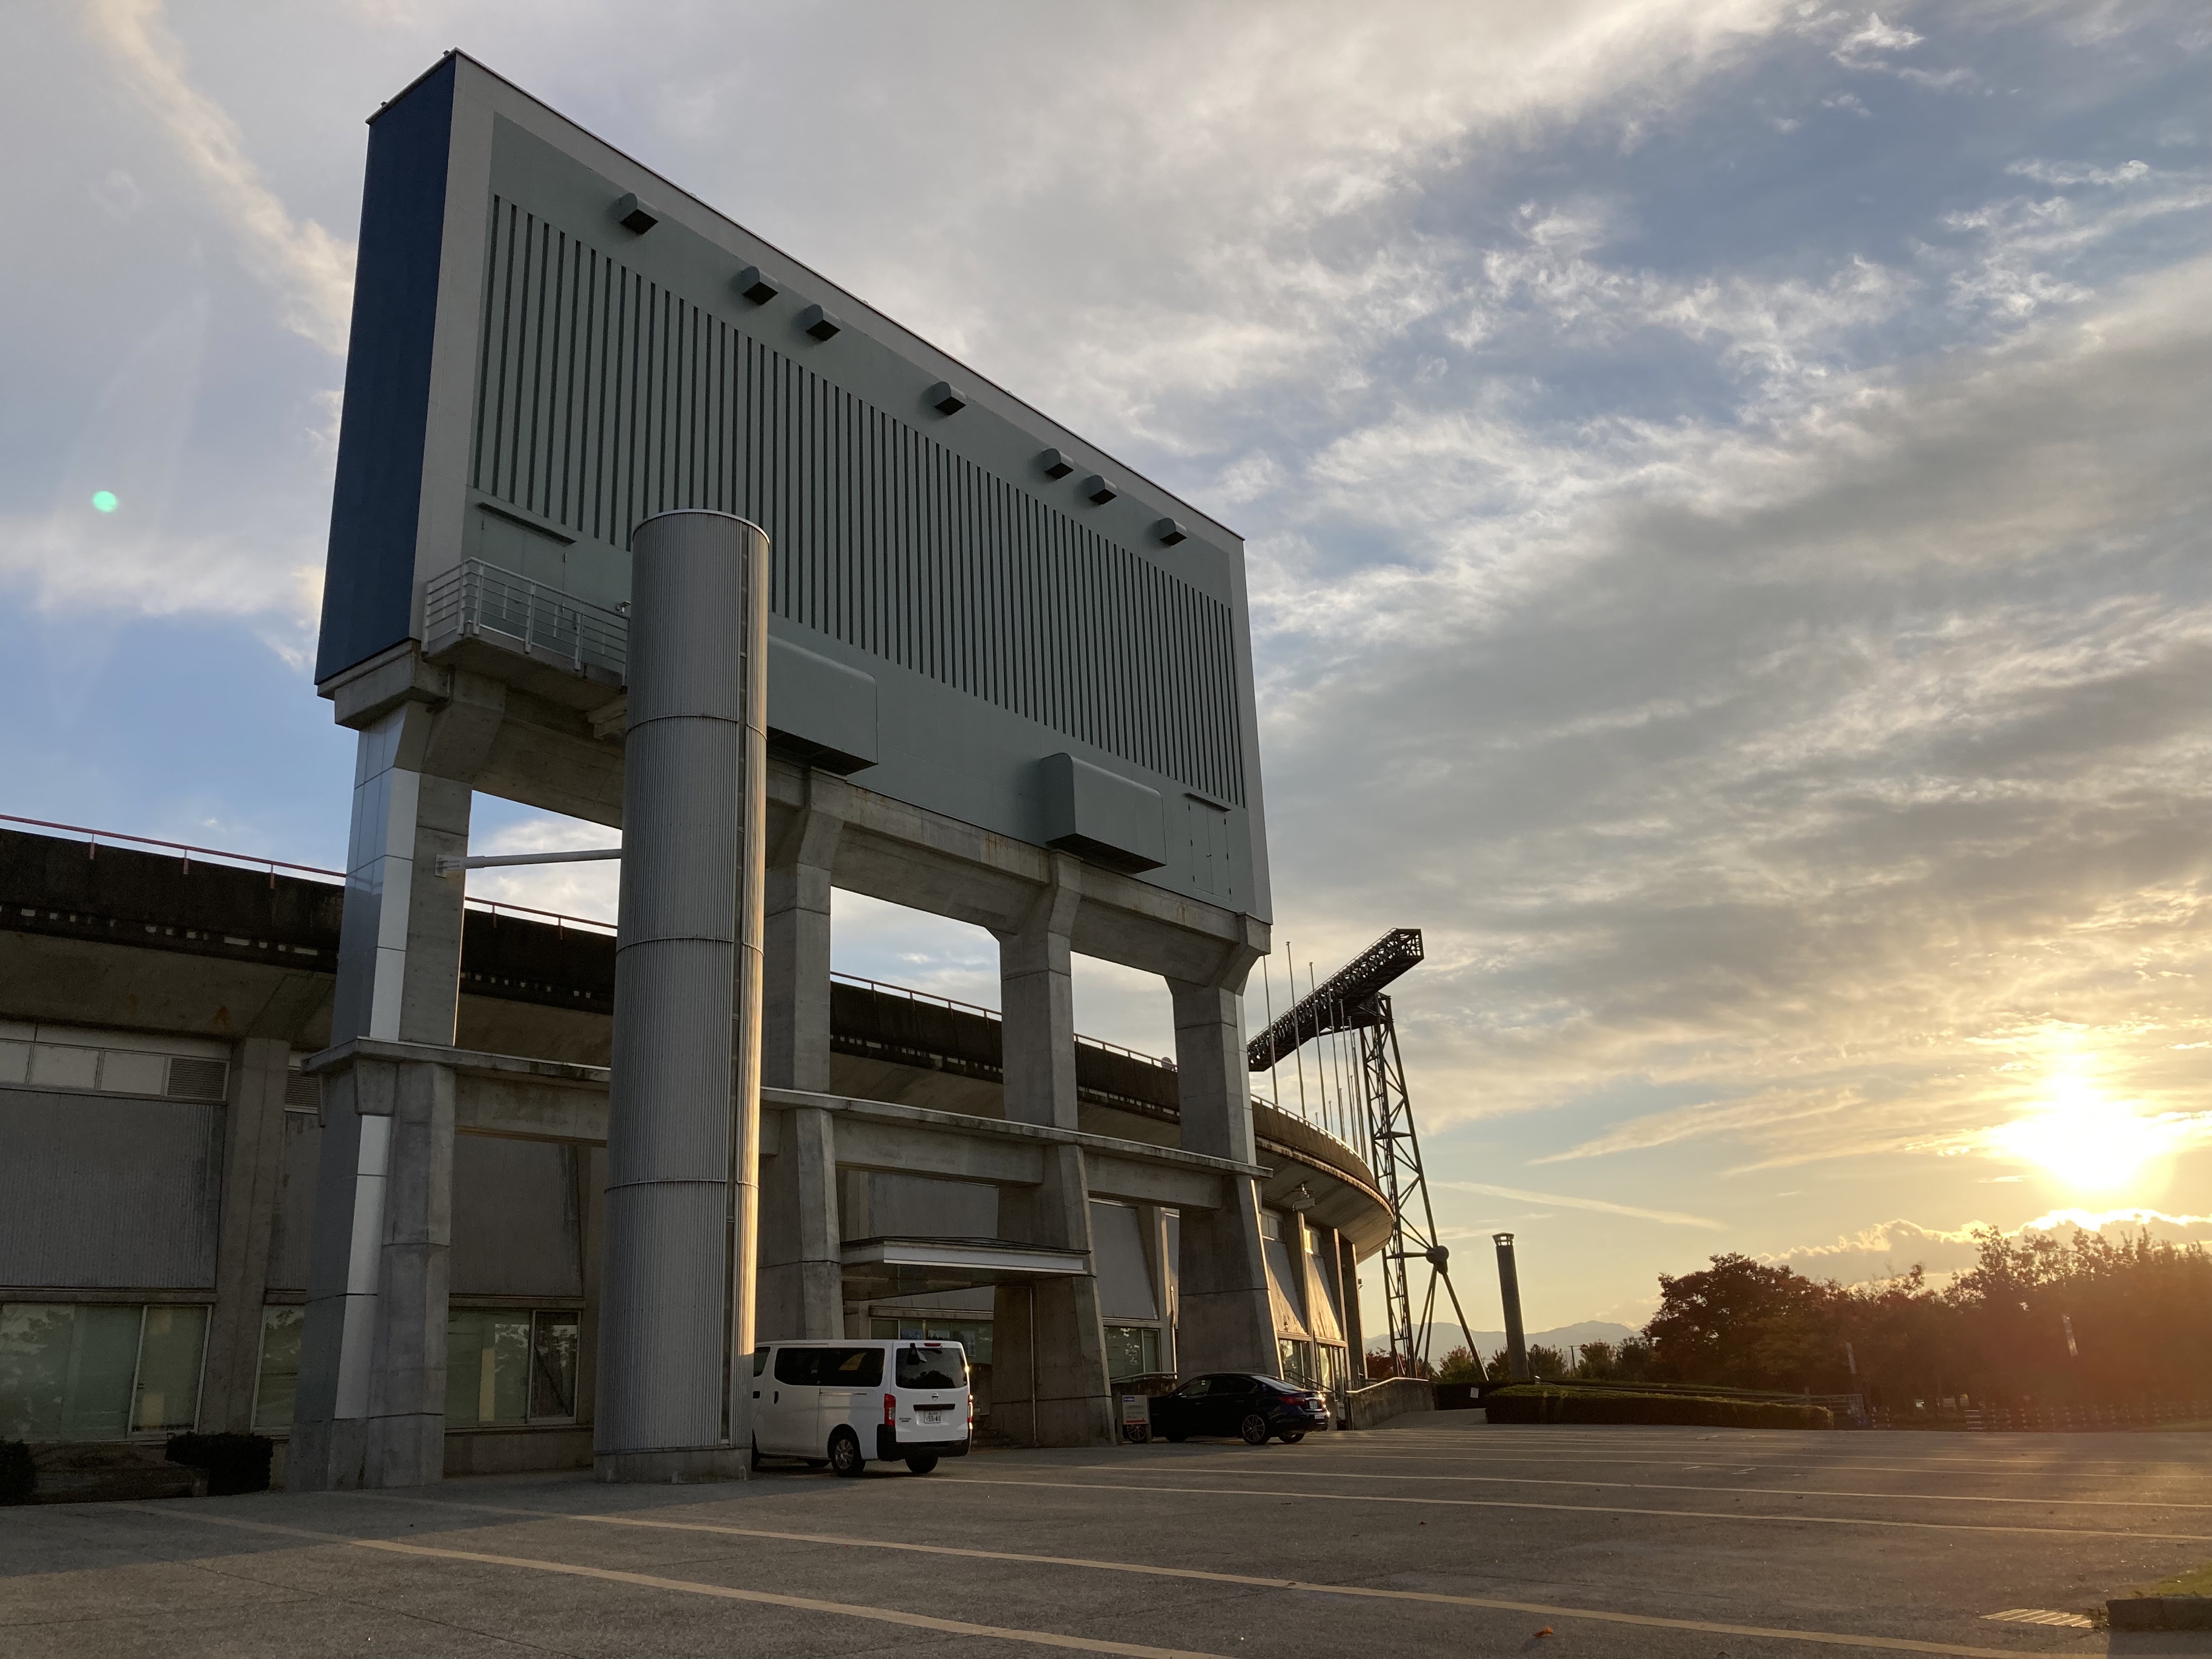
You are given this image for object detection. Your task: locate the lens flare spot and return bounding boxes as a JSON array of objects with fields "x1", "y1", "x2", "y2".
[{"x1": 91, "y1": 491, "x2": 118, "y2": 513}]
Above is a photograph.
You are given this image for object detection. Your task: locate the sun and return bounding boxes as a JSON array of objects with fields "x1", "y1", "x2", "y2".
[{"x1": 1991, "y1": 1081, "x2": 2177, "y2": 1192}]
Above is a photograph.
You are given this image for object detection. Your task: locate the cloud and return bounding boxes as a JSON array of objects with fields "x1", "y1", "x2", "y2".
[
  {"x1": 1440, "y1": 1181, "x2": 1724, "y2": 1229},
  {"x1": 1835, "y1": 14, "x2": 1924, "y2": 64},
  {"x1": 1259, "y1": 245, "x2": 2212, "y2": 1177},
  {"x1": 81, "y1": 1, "x2": 353, "y2": 354}
]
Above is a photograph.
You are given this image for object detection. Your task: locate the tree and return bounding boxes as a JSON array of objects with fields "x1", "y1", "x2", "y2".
[
  {"x1": 1433, "y1": 1346, "x2": 1483, "y2": 1383},
  {"x1": 1645, "y1": 1253, "x2": 1847, "y2": 1391}
]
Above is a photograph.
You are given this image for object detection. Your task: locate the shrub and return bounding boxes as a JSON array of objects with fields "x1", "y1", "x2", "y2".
[
  {"x1": 1484, "y1": 1385, "x2": 1833, "y2": 1430},
  {"x1": 165, "y1": 1432, "x2": 274, "y2": 1496},
  {"x1": 0, "y1": 1440, "x2": 32, "y2": 1505}
]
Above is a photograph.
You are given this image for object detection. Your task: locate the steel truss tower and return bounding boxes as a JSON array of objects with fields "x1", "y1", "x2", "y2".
[{"x1": 1249, "y1": 929, "x2": 1474, "y2": 1378}]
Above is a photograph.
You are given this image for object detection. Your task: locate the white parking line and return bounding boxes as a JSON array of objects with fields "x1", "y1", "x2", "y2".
[
  {"x1": 1104, "y1": 1457, "x2": 2212, "y2": 1509},
  {"x1": 1266, "y1": 1446, "x2": 2204, "y2": 1481},
  {"x1": 938, "y1": 1474, "x2": 2212, "y2": 1543},
  {"x1": 115, "y1": 1506, "x2": 1218, "y2": 1659},
  {"x1": 326, "y1": 1492, "x2": 2067, "y2": 1659}
]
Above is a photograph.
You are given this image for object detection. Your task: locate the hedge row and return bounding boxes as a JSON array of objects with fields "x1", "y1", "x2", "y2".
[
  {"x1": 1484, "y1": 1386, "x2": 1834, "y2": 1430},
  {"x1": 1, "y1": 1440, "x2": 32, "y2": 1505}
]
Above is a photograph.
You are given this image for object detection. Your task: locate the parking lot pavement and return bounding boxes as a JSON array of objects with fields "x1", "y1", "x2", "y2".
[{"x1": 5, "y1": 1410, "x2": 2211, "y2": 1658}]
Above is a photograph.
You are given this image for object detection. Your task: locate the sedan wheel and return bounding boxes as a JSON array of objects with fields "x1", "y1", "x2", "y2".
[
  {"x1": 1278, "y1": 1432, "x2": 1306, "y2": 1444},
  {"x1": 1240, "y1": 1412, "x2": 1270, "y2": 1445},
  {"x1": 905, "y1": 1454, "x2": 940, "y2": 1475},
  {"x1": 829, "y1": 1429, "x2": 866, "y2": 1477}
]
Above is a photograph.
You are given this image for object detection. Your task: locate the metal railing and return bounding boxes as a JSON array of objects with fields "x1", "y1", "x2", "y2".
[
  {"x1": 422, "y1": 559, "x2": 628, "y2": 681},
  {"x1": 0, "y1": 813, "x2": 615, "y2": 935},
  {"x1": 8, "y1": 814, "x2": 1372, "y2": 1154},
  {"x1": 830, "y1": 971, "x2": 1174, "y2": 1067}
]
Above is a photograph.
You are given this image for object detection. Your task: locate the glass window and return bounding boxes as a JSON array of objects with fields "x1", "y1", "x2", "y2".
[
  {"x1": 1103, "y1": 1325, "x2": 1161, "y2": 1381},
  {"x1": 1175, "y1": 1377, "x2": 1210, "y2": 1399},
  {"x1": 0, "y1": 1302, "x2": 207, "y2": 1441},
  {"x1": 932, "y1": 1321, "x2": 991, "y2": 1364},
  {"x1": 822, "y1": 1346, "x2": 883, "y2": 1386},
  {"x1": 1258, "y1": 1211, "x2": 1280, "y2": 1242},
  {"x1": 1320, "y1": 1345, "x2": 1350, "y2": 1394},
  {"x1": 1276, "y1": 1340, "x2": 1319, "y2": 1389},
  {"x1": 99, "y1": 1050, "x2": 169, "y2": 1095},
  {"x1": 28, "y1": 1044, "x2": 99, "y2": 1090},
  {"x1": 1, "y1": 1303, "x2": 136, "y2": 1439},
  {"x1": 254, "y1": 1308, "x2": 303, "y2": 1432},
  {"x1": 445, "y1": 1309, "x2": 533, "y2": 1426},
  {"x1": 896, "y1": 1346, "x2": 967, "y2": 1389},
  {"x1": 774, "y1": 1346, "x2": 817, "y2": 1385},
  {"x1": 132, "y1": 1306, "x2": 208, "y2": 1433},
  {"x1": 872, "y1": 1319, "x2": 992, "y2": 1361},
  {"x1": 754, "y1": 1345, "x2": 771, "y2": 1375},
  {"x1": 529, "y1": 1312, "x2": 579, "y2": 1420}
]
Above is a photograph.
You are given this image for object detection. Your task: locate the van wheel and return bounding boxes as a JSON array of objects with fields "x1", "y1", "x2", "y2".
[
  {"x1": 1240, "y1": 1413, "x2": 1270, "y2": 1445},
  {"x1": 829, "y1": 1429, "x2": 866, "y2": 1477},
  {"x1": 905, "y1": 1454, "x2": 939, "y2": 1475},
  {"x1": 1277, "y1": 1432, "x2": 1306, "y2": 1445}
]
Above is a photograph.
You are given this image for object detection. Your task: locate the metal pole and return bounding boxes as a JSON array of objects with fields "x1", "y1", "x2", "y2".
[
  {"x1": 1261, "y1": 954, "x2": 1281, "y2": 1108},
  {"x1": 1493, "y1": 1232, "x2": 1530, "y2": 1381},
  {"x1": 729, "y1": 511, "x2": 769, "y2": 1445},
  {"x1": 596, "y1": 509, "x2": 768, "y2": 1484},
  {"x1": 1029, "y1": 1281, "x2": 1041, "y2": 1448},
  {"x1": 434, "y1": 848, "x2": 621, "y2": 875}
]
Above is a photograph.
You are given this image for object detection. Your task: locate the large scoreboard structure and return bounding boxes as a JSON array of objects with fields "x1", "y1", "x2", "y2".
[{"x1": 316, "y1": 52, "x2": 1269, "y2": 922}]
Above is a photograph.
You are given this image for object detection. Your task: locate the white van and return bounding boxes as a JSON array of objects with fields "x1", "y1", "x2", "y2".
[{"x1": 750, "y1": 1339, "x2": 971, "y2": 1475}]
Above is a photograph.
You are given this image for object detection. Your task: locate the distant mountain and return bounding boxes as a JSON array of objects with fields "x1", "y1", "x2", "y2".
[{"x1": 1367, "y1": 1320, "x2": 1638, "y2": 1360}]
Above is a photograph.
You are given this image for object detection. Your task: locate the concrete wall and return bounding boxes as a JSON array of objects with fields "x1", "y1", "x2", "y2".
[{"x1": 1345, "y1": 1377, "x2": 1436, "y2": 1431}]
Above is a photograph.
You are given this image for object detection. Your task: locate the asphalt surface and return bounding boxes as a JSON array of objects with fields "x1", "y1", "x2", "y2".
[{"x1": 5, "y1": 1410, "x2": 2211, "y2": 1657}]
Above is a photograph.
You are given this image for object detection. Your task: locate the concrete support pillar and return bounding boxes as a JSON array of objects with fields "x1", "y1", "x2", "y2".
[
  {"x1": 758, "y1": 1106, "x2": 845, "y2": 1340},
  {"x1": 763, "y1": 782, "x2": 843, "y2": 1095},
  {"x1": 1168, "y1": 968, "x2": 1276, "y2": 1377},
  {"x1": 293, "y1": 707, "x2": 470, "y2": 1489},
  {"x1": 597, "y1": 510, "x2": 768, "y2": 1483},
  {"x1": 293, "y1": 1056, "x2": 456, "y2": 1487},
  {"x1": 199, "y1": 1037, "x2": 293, "y2": 1432},
  {"x1": 991, "y1": 857, "x2": 1113, "y2": 1446}
]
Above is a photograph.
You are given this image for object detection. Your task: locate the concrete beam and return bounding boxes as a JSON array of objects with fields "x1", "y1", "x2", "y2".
[
  {"x1": 305, "y1": 1042, "x2": 1255, "y2": 1203},
  {"x1": 328, "y1": 641, "x2": 1272, "y2": 983}
]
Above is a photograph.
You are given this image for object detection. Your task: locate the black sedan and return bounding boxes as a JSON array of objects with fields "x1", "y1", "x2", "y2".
[{"x1": 1150, "y1": 1373, "x2": 1330, "y2": 1445}]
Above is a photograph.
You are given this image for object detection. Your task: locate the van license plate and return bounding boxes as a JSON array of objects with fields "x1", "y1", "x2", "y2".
[{"x1": 918, "y1": 1408, "x2": 948, "y2": 1423}]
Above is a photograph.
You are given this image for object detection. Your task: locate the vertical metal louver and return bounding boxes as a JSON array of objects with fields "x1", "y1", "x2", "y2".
[{"x1": 469, "y1": 200, "x2": 1246, "y2": 806}]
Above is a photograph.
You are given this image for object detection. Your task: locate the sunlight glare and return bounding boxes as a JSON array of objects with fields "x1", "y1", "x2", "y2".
[{"x1": 1993, "y1": 1080, "x2": 2176, "y2": 1192}]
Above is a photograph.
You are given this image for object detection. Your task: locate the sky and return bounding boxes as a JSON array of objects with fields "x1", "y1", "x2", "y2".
[{"x1": 4, "y1": 0, "x2": 2210, "y2": 1340}]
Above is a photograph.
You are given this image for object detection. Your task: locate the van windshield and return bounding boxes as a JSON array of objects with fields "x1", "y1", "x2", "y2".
[{"x1": 897, "y1": 1345, "x2": 967, "y2": 1389}]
